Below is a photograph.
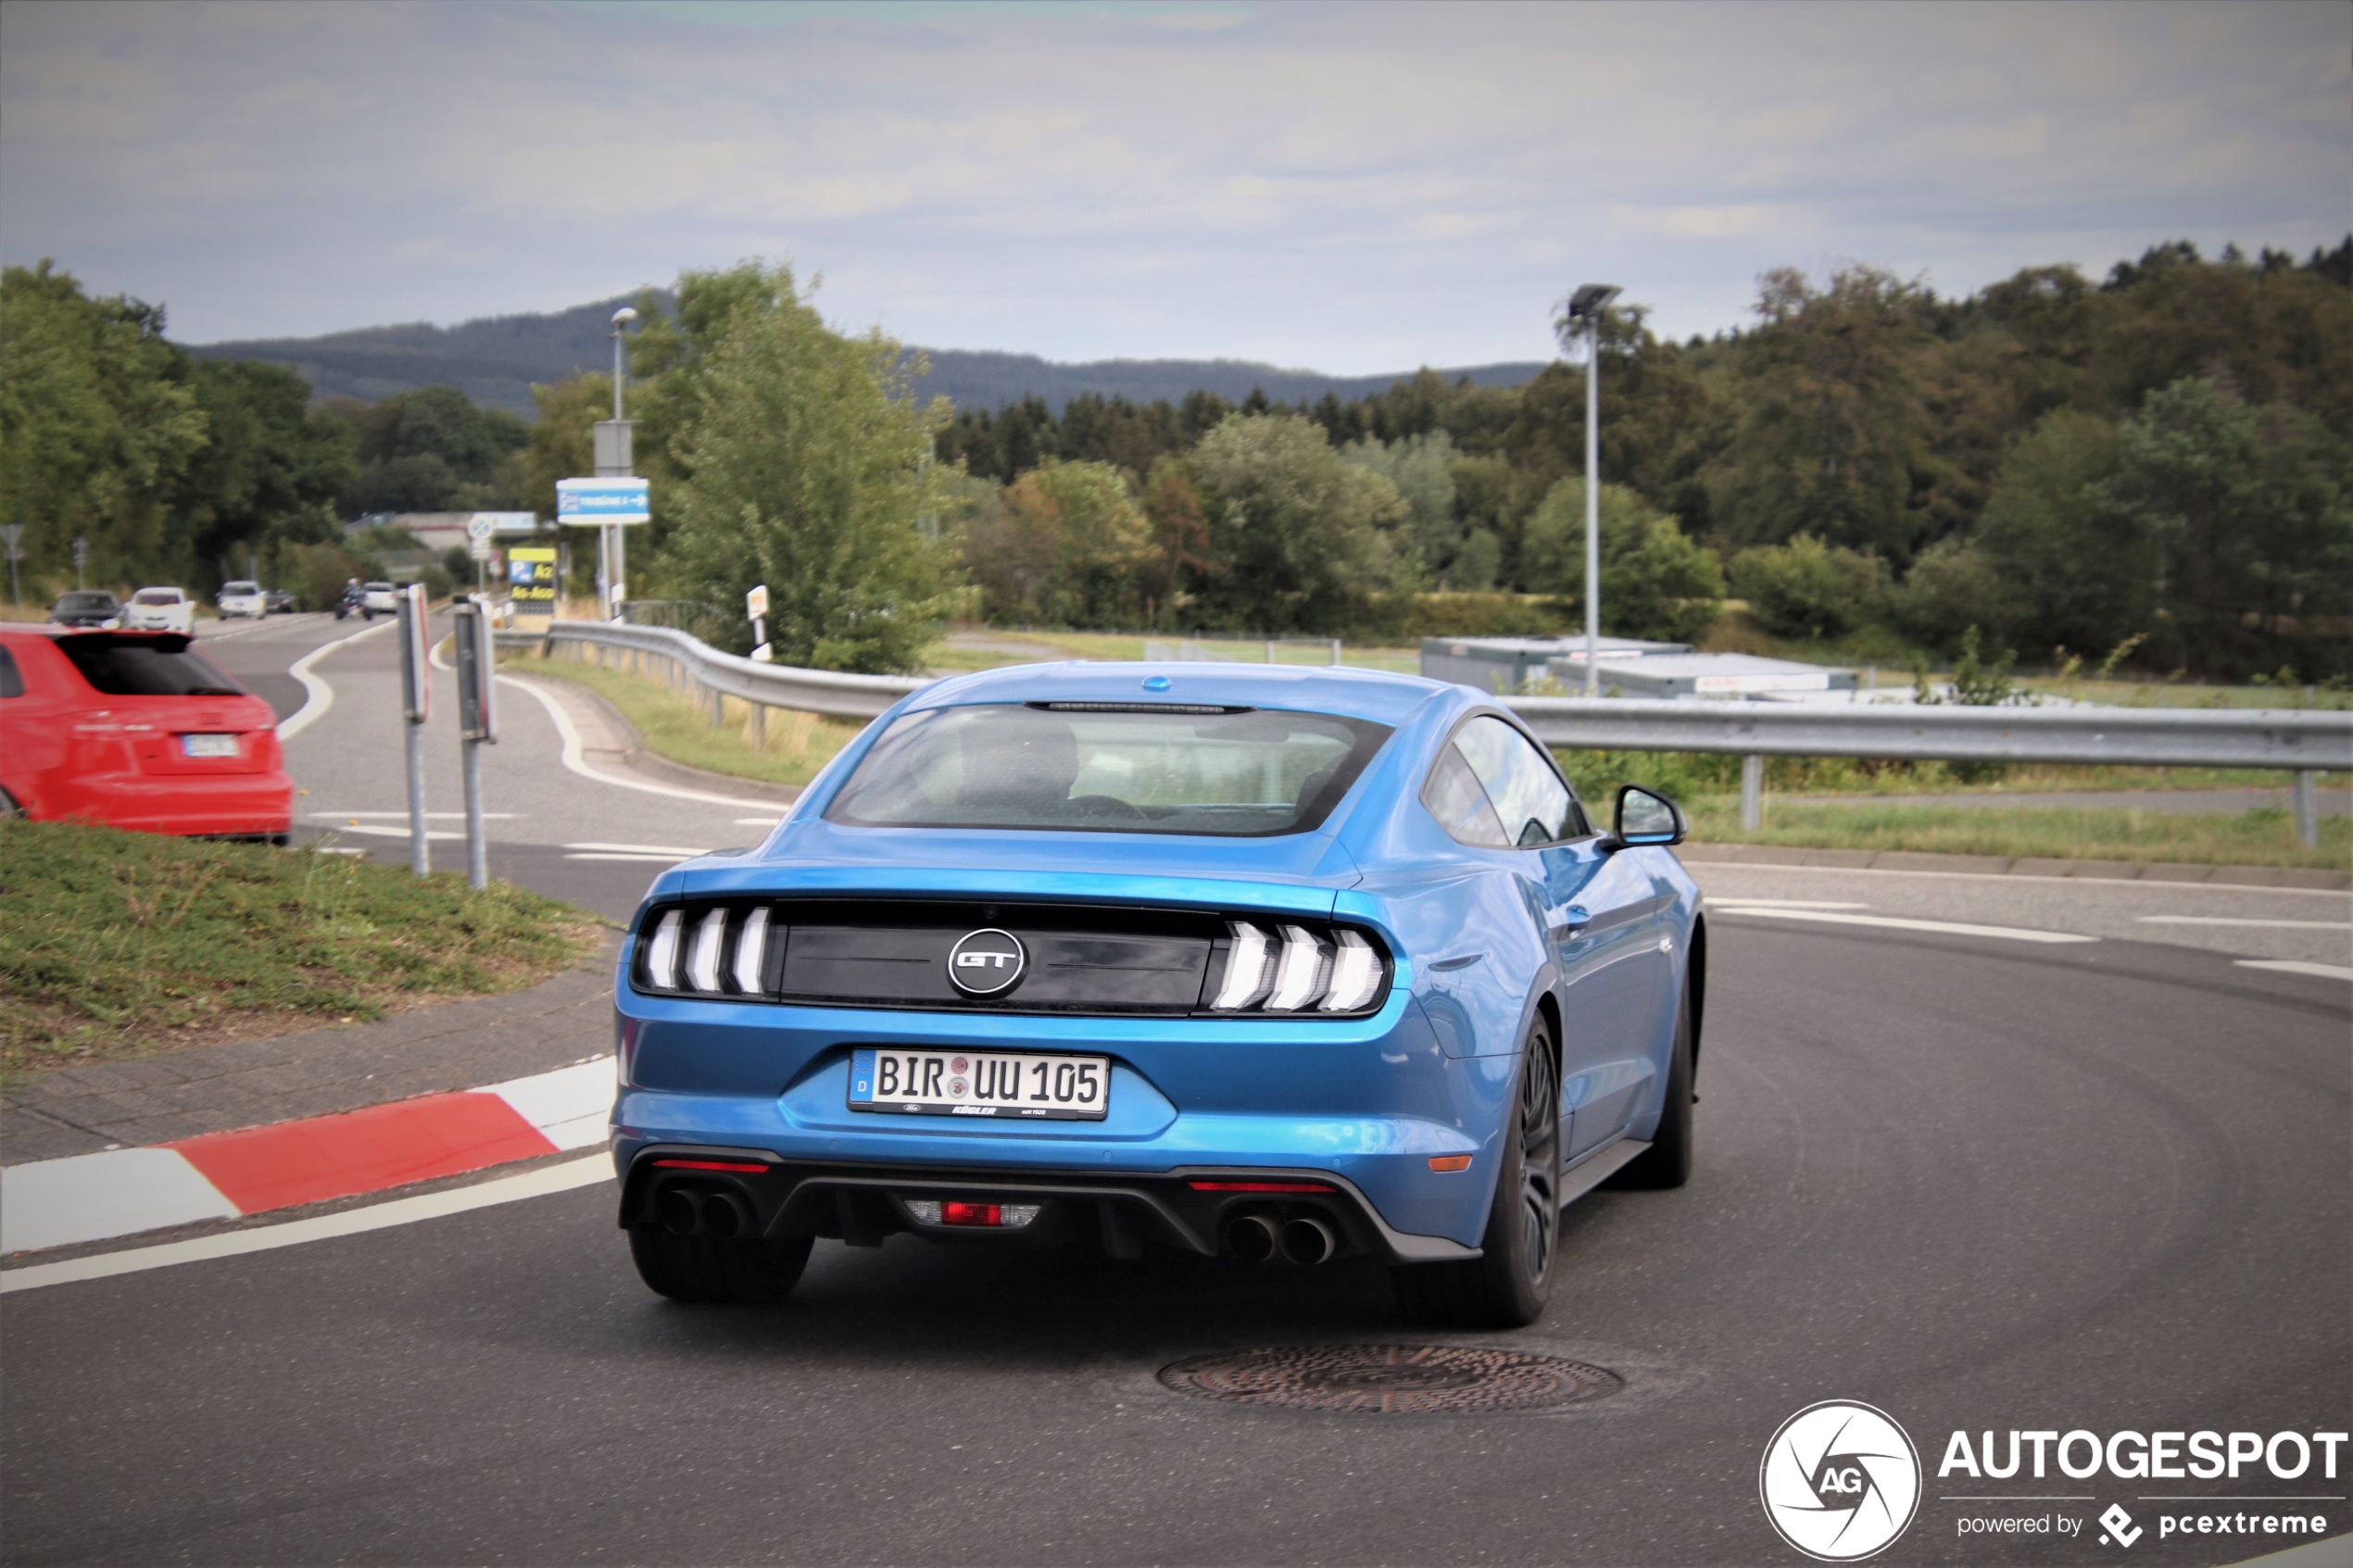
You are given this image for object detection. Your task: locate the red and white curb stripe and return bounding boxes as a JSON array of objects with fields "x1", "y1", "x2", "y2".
[{"x1": 0, "y1": 1058, "x2": 613, "y2": 1257}]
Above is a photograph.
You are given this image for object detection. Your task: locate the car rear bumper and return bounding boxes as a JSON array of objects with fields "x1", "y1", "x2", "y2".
[
  {"x1": 43, "y1": 771, "x2": 294, "y2": 835},
  {"x1": 614, "y1": 1143, "x2": 1482, "y2": 1262}
]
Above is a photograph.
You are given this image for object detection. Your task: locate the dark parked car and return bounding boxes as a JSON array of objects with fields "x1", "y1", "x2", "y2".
[
  {"x1": 263, "y1": 588, "x2": 297, "y2": 615},
  {"x1": 47, "y1": 591, "x2": 122, "y2": 630}
]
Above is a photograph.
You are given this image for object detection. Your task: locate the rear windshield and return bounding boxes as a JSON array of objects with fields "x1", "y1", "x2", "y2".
[
  {"x1": 132, "y1": 589, "x2": 182, "y2": 606},
  {"x1": 55, "y1": 592, "x2": 117, "y2": 611},
  {"x1": 221, "y1": 582, "x2": 259, "y2": 595},
  {"x1": 56, "y1": 636, "x2": 247, "y2": 697},
  {"x1": 824, "y1": 703, "x2": 1391, "y2": 836}
]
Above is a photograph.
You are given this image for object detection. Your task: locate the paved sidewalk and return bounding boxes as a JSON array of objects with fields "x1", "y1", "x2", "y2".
[{"x1": 1, "y1": 934, "x2": 620, "y2": 1167}]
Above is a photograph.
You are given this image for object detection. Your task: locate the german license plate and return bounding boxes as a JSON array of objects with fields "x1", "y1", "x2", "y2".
[
  {"x1": 181, "y1": 734, "x2": 239, "y2": 758},
  {"x1": 849, "y1": 1048, "x2": 1110, "y2": 1121}
]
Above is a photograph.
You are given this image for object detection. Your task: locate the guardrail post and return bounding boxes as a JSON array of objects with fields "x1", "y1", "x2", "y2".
[
  {"x1": 1740, "y1": 754, "x2": 1764, "y2": 832},
  {"x1": 749, "y1": 702, "x2": 766, "y2": 748},
  {"x1": 2294, "y1": 769, "x2": 2319, "y2": 847}
]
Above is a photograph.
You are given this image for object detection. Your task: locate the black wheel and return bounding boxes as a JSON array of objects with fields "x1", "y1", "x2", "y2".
[
  {"x1": 1609, "y1": 971, "x2": 1695, "y2": 1190},
  {"x1": 627, "y1": 1223, "x2": 813, "y2": 1304},
  {"x1": 1393, "y1": 1018, "x2": 1560, "y2": 1327}
]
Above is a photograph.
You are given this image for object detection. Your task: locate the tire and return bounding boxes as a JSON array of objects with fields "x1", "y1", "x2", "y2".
[
  {"x1": 627, "y1": 1223, "x2": 813, "y2": 1304},
  {"x1": 1393, "y1": 1018, "x2": 1560, "y2": 1328},
  {"x1": 1609, "y1": 971, "x2": 1695, "y2": 1190}
]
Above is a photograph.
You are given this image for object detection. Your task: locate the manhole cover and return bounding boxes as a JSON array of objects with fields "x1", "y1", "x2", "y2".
[{"x1": 1158, "y1": 1344, "x2": 1622, "y2": 1413}]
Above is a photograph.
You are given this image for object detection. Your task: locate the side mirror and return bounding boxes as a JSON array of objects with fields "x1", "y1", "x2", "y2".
[{"x1": 1605, "y1": 784, "x2": 1686, "y2": 850}]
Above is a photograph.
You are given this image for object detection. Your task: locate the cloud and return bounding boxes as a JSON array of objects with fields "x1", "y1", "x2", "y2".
[{"x1": 1, "y1": 0, "x2": 2344, "y2": 372}]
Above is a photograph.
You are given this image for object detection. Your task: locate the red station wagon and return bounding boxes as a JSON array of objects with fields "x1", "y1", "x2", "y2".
[{"x1": 0, "y1": 627, "x2": 293, "y2": 840}]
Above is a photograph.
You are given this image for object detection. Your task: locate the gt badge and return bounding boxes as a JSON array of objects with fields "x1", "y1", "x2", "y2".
[{"x1": 948, "y1": 929, "x2": 1026, "y2": 996}]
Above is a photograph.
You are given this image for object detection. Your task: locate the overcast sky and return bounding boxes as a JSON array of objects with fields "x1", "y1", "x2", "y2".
[{"x1": 3, "y1": 0, "x2": 2346, "y2": 372}]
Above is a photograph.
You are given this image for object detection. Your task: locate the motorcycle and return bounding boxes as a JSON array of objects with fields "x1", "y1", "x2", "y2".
[{"x1": 333, "y1": 587, "x2": 364, "y2": 621}]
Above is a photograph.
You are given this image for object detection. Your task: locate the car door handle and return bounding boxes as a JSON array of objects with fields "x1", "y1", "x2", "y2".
[{"x1": 1547, "y1": 905, "x2": 1591, "y2": 933}]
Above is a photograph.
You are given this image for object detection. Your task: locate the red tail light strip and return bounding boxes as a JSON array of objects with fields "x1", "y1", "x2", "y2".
[
  {"x1": 650, "y1": 1159, "x2": 770, "y2": 1173},
  {"x1": 1187, "y1": 1180, "x2": 1335, "y2": 1193}
]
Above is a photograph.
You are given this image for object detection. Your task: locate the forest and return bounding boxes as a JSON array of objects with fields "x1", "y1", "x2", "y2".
[{"x1": 3, "y1": 237, "x2": 2347, "y2": 679}]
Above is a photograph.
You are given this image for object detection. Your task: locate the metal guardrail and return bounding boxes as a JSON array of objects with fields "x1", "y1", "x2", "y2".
[
  {"x1": 497, "y1": 618, "x2": 2347, "y2": 844},
  {"x1": 1507, "y1": 695, "x2": 2352, "y2": 771},
  {"x1": 497, "y1": 620, "x2": 925, "y2": 722}
]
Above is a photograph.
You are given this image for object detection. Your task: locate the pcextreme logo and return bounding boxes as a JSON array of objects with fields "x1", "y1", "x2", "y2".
[{"x1": 1760, "y1": 1400, "x2": 1924, "y2": 1562}]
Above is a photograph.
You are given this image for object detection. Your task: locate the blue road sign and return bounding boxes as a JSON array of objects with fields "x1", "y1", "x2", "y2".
[{"x1": 556, "y1": 477, "x2": 651, "y2": 524}]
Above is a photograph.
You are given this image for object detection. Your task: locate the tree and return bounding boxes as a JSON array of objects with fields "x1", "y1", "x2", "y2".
[
  {"x1": 0, "y1": 261, "x2": 208, "y2": 587},
  {"x1": 660, "y1": 263, "x2": 958, "y2": 672},
  {"x1": 962, "y1": 459, "x2": 1152, "y2": 627},
  {"x1": 1185, "y1": 414, "x2": 1411, "y2": 632},
  {"x1": 1340, "y1": 429, "x2": 1456, "y2": 578},
  {"x1": 1519, "y1": 478, "x2": 1725, "y2": 643},
  {"x1": 2093, "y1": 377, "x2": 2353, "y2": 675},
  {"x1": 331, "y1": 384, "x2": 528, "y2": 513},
  {"x1": 1960, "y1": 408, "x2": 2133, "y2": 658},
  {"x1": 1727, "y1": 533, "x2": 1890, "y2": 641},
  {"x1": 1705, "y1": 267, "x2": 1942, "y2": 562},
  {"x1": 171, "y1": 358, "x2": 357, "y2": 587}
]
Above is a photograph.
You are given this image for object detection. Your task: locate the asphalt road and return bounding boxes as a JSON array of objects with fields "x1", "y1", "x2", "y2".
[{"x1": 3, "y1": 620, "x2": 2346, "y2": 1566}]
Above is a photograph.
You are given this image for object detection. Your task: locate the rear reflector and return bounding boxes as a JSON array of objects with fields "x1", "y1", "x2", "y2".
[
  {"x1": 651, "y1": 1159, "x2": 770, "y2": 1173},
  {"x1": 904, "y1": 1198, "x2": 1041, "y2": 1228},
  {"x1": 1187, "y1": 1180, "x2": 1334, "y2": 1193},
  {"x1": 1428, "y1": 1155, "x2": 1474, "y2": 1173}
]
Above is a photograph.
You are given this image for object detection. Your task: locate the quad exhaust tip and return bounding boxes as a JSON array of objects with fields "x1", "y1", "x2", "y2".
[
  {"x1": 1221, "y1": 1210, "x2": 1337, "y2": 1266},
  {"x1": 658, "y1": 1186, "x2": 754, "y2": 1239}
]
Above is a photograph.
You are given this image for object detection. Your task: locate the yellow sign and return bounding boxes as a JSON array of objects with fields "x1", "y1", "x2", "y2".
[{"x1": 509, "y1": 546, "x2": 558, "y2": 628}]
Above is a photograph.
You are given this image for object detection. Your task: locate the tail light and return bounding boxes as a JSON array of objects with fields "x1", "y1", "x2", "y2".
[
  {"x1": 1207, "y1": 922, "x2": 1388, "y2": 1014},
  {"x1": 635, "y1": 905, "x2": 779, "y2": 997}
]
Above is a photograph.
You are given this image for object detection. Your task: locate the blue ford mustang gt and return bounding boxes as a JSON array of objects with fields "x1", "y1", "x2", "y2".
[{"x1": 610, "y1": 661, "x2": 1704, "y2": 1326}]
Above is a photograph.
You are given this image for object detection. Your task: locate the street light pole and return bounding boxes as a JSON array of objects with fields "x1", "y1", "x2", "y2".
[
  {"x1": 604, "y1": 307, "x2": 638, "y2": 622},
  {"x1": 1563, "y1": 282, "x2": 1621, "y2": 696}
]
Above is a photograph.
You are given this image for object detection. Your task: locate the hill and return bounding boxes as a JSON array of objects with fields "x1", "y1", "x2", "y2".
[{"x1": 188, "y1": 295, "x2": 1548, "y2": 420}]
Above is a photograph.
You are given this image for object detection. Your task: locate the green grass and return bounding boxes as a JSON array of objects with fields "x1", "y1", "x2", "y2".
[
  {"x1": 0, "y1": 821, "x2": 602, "y2": 1076},
  {"x1": 1678, "y1": 797, "x2": 2350, "y2": 870},
  {"x1": 508, "y1": 648, "x2": 866, "y2": 788}
]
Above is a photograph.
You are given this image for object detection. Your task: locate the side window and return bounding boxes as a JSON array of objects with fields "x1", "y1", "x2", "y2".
[
  {"x1": 1452, "y1": 716, "x2": 1576, "y2": 847},
  {"x1": 1422, "y1": 743, "x2": 1511, "y2": 847},
  {"x1": 0, "y1": 646, "x2": 21, "y2": 699}
]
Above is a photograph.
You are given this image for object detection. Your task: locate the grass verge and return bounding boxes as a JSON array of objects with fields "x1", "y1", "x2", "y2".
[
  {"x1": 504, "y1": 648, "x2": 865, "y2": 787},
  {"x1": 1680, "y1": 797, "x2": 2351, "y2": 870},
  {"x1": 0, "y1": 821, "x2": 603, "y2": 1077}
]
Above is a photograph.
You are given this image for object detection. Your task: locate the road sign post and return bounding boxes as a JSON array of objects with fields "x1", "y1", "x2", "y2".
[
  {"x1": 452, "y1": 599, "x2": 498, "y2": 891},
  {"x1": 557, "y1": 479, "x2": 649, "y2": 621},
  {"x1": 396, "y1": 584, "x2": 434, "y2": 877},
  {"x1": 747, "y1": 583, "x2": 771, "y2": 661},
  {"x1": 72, "y1": 535, "x2": 88, "y2": 590}
]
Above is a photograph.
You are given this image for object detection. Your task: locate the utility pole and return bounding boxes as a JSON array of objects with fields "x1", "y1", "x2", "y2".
[
  {"x1": 1, "y1": 526, "x2": 21, "y2": 607},
  {"x1": 1563, "y1": 283, "x2": 1620, "y2": 696}
]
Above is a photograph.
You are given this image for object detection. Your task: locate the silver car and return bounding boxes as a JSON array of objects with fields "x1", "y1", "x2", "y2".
[
  {"x1": 217, "y1": 580, "x2": 266, "y2": 620},
  {"x1": 123, "y1": 586, "x2": 195, "y2": 634}
]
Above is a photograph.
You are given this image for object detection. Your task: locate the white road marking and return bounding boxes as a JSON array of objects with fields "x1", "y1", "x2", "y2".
[
  {"x1": 1709, "y1": 907, "x2": 2099, "y2": 944},
  {"x1": 2235, "y1": 959, "x2": 2353, "y2": 983},
  {"x1": 484, "y1": 1057, "x2": 614, "y2": 1133},
  {"x1": 566, "y1": 852, "x2": 691, "y2": 863},
  {"x1": 0, "y1": 1149, "x2": 238, "y2": 1255},
  {"x1": 496, "y1": 674, "x2": 789, "y2": 809},
  {"x1": 565, "y1": 841, "x2": 711, "y2": 856},
  {"x1": 0, "y1": 1157, "x2": 610, "y2": 1294},
  {"x1": 736, "y1": 817, "x2": 780, "y2": 826},
  {"x1": 321, "y1": 824, "x2": 464, "y2": 841},
  {"x1": 308, "y1": 810, "x2": 522, "y2": 820},
  {"x1": 276, "y1": 618, "x2": 398, "y2": 742},
  {"x1": 2137, "y1": 916, "x2": 2352, "y2": 930},
  {"x1": 1700, "y1": 898, "x2": 1868, "y2": 910}
]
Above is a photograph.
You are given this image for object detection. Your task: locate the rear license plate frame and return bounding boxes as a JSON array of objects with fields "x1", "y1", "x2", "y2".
[{"x1": 848, "y1": 1048, "x2": 1110, "y2": 1121}]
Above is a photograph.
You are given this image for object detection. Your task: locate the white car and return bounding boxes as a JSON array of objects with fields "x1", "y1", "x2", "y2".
[
  {"x1": 123, "y1": 586, "x2": 196, "y2": 634},
  {"x1": 217, "y1": 580, "x2": 267, "y2": 620},
  {"x1": 361, "y1": 581, "x2": 399, "y2": 618}
]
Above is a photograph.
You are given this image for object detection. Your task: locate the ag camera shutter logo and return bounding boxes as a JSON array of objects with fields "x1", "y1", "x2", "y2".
[
  {"x1": 948, "y1": 929, "x2": 1026, "y2": 996},
  {"x1": 1760, "y1": 1400, "x2": 1922, "y2": 1562}
]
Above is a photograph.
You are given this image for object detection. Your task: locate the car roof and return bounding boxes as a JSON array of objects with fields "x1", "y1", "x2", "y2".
[{"x1": 902, "y1": 659, "x2": 1461, "y2": 726}]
